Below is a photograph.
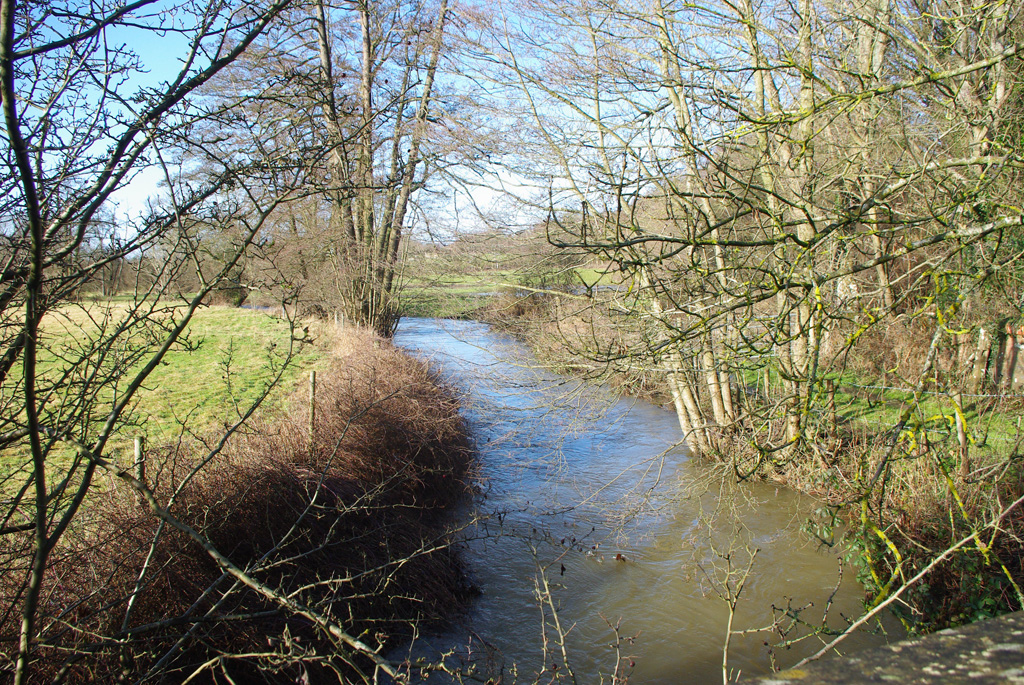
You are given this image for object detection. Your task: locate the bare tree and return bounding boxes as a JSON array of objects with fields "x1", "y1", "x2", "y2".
[
  {"x1": 0, "y1": 0, "x2": 427, "y2": 681},
  {"x1": 226, "y1": 0, "x2": 454, "y2": 335},
  {"x1": 457, "y1": 0, "x2": 1024, "y2": 643}
]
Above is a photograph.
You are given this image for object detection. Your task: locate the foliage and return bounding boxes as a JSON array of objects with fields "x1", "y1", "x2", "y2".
[
  {"x1": 457, "y1": 0, "x2": 1024, "y2": 641},
  {"x1": 0, "y1": 325, "x2": 473, "y2": 682}
]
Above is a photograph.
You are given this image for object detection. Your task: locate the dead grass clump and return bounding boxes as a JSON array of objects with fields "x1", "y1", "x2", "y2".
[
  {"x1": 768, "y1": 415, "x2": 1024, "y2": 634},
  {"x1": 862, "y1": 465, "x2": 1024, "y2": 631},
  {"x1": 484, "y1": 292, "x2": 674, "y2": 404},
  {"x1": 302, "y1": 329, "x2": 473, "y2": 510},
  {"x1": 842, "y1": 314, "x2": 968, "y2": 386},
  {"x1": 0, "y1": 326, "x2": 474, "y2": 683}
]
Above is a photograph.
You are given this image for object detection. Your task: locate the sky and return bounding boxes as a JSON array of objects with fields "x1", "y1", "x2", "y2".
[
  {"x1": 100, "y1": 0, "x2": 546, "y2": 236},
  {"x1": 103, "y1": 7, "x2": 211, "y2": 221}
]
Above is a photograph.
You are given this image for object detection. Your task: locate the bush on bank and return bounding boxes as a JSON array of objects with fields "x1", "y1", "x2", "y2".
[
  {"x1": 480, "y1": 290, "x2": 1024, "y2": 637},
  {"x1": 0, "y1": 325, "x2": 474, "y2": 683}
]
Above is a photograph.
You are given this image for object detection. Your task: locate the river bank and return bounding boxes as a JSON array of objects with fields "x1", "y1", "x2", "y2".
[
  {"x1": 0, "y1": 319, "x2": 474, "y2": 683},
  {"x1": 474, "y1": 291, "x2": 1024, "y2": 638},
  {"x1": 391, "y1": 318, "x2": 892, "y2": 683}
]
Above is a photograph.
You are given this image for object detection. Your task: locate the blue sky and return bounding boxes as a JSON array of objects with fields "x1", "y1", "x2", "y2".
[{"x1": 103, "y1": 7, "x2": 210, "y2": 220}]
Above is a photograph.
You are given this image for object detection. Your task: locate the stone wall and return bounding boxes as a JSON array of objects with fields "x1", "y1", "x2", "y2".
[{"x1": 754, "y1": 612, "x2": 1024, "y2": 684}]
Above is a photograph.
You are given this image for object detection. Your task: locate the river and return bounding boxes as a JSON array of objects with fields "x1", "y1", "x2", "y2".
[{"x1": 393, "y1": 318, "x2": 890, "y2": 683}]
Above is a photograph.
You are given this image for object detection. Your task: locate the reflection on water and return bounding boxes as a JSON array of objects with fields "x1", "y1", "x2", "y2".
[{"x1": 393, "y1": 318, "x2": 892, "y2": 683}]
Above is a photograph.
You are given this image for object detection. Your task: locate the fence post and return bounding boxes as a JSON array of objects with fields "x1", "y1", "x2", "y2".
[
  {"x1": 308, "y1": 370, "x2": 316, "y2": 458},
  {"x1": 134, "y1": 436, "x2": 145, "y2": 504},
  {"x1": 954, "y1": 391, "x2": 970, "y2": 479}
]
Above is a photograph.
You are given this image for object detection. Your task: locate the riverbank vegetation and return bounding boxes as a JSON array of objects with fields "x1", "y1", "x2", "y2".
[
  {"x1": 481, "y1": 283, "x2": 1024, "y2": 633},
  {"x1": 4, "y1": 0, "x2": 1024, "y2": 678},
  {"x1": 0, "y1": 307, "x2": 473, "y2": 682},
  {"x1": 456, "y1": 0, "x2": 1024, "y2": 637},
  {"x1": 449, "y1": 0, "x2": 1024, "y2": 644}
]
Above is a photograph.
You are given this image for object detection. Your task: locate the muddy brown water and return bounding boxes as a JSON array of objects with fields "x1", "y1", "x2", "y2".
[{"x1": 393, "y1": 318, "x2": 895, "y2": 683}]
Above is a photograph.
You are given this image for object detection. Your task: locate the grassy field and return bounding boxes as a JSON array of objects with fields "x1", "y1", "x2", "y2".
[
  {"x1": 400, "y1": 265, "x2": 619, "y2": 318},
  {"x1": 738, "y1": 366, "x2": 1024, "y2": 456},
  {"x1": 36, "y1": 302, "x2": 326, "y2": 448},
  {"x1": 136, "y1": 307, "x2": 323, "y2": 441}
]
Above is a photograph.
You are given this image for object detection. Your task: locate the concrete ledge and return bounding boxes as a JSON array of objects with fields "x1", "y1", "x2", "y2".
[{"x1": 755, "y1": 612, "x2": 1024, "y2": 684}]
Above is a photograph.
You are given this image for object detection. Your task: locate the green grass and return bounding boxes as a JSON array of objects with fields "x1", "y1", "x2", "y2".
[
  {"x1": 741, "y1": 366, "x2": 1021, "y2": 458},
  {"x1": 31, "y1": 303, "x2": 324, "y2": 448},
  {"x1": 401, "y1": 291, "x2": 488, "y2": 319},
  {"x1": 400, "y1": 265, "x2": 619, "y2": 319},
  {"x1": 2, "y1": 303, "x2": 325, "y2": 487},
  {"x1": 573, "y1": 267, "x2": 617, "y2": 287},
  {"x1": 134, "y1": 306, "x2": 323, "y2": 442},
  {"x1": 405, "y1": 265, "x2": 616, "y2": 291},
  {"x1": 400, "y1": 270, "x2": 510, "y2": 319},
  {"x1": 830, "y1": 381, "x2": 1021, "y2": 455},
  {"x1": 402, "y1": 271, "x2": 514, "y2": 292}
]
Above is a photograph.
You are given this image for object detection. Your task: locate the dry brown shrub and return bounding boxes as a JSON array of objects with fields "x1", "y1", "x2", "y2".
[
  {"x1": 863, "y1": 464, "x2": 1024, "y2": 631},
  {"x1": 840, "y1": 316, "x2": 931, "y2": 383},
  {"x1": 0, "y1": 326, "x2": 474, "y2": 683}
]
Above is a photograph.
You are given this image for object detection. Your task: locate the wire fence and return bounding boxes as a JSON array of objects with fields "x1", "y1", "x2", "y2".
[{"x1": 837, "y1": 383, "x2": 1024, "y2": 400}]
